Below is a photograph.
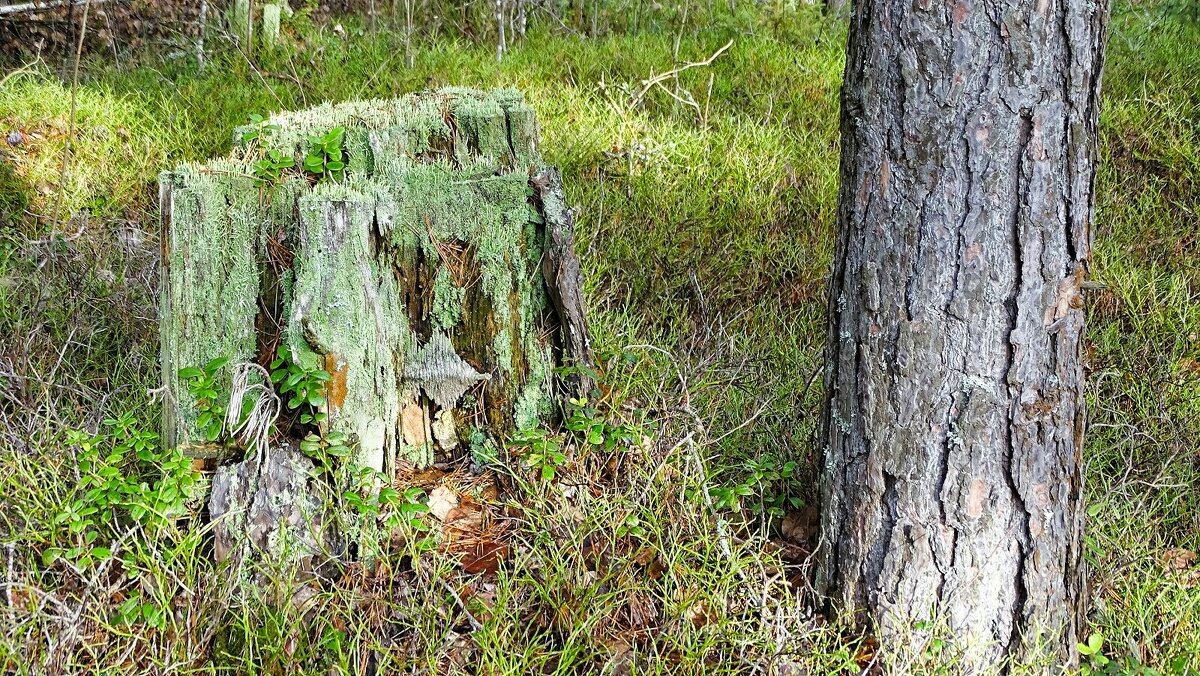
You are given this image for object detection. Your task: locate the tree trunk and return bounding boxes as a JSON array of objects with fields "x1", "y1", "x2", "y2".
[
  {"x1": 159, "y1": 88, "x2": 590, "y2": 477},
  {"x1": 816, "y1": 0, "x2": 1108, "y2": 667}
]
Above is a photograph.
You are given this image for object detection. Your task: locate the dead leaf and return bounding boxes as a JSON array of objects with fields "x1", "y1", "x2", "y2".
[
  {"x1": 686, "y1": 600, "x2": 716, "y2": 628},
  {"x1": 1163, "y1": 548, "x2": 1197, "y2": 571},
  {"x1": 460, "y1": 540, "x2": 510, "y2": 575},
  {"x1": 428, "y1": 486, "x2": 458, "y2": 521},
  {"x1": 781, "y1": 506, "x2": 819, "y2": 545},
  {"x1": 633, "y1": 546, "x2": 656, "y2": 566}
]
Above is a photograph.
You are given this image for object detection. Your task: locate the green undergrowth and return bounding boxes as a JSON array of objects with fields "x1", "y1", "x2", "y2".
[{"x1": 0, "y1": 0, "x2": 1197, "y2": 672}]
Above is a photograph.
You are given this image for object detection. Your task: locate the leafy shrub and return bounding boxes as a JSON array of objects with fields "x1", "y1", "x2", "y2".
[{"x1": 46, "y1": 412, "x2": 201, "y2": 568}]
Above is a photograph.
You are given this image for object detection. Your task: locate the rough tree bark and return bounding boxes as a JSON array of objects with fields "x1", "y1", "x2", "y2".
[
  {"x1": 159, "y1": 89, "x2": 591, "y2": 570},
  {"x1": 816, "y1": 0, "x2": 1108, "y2": 667}
]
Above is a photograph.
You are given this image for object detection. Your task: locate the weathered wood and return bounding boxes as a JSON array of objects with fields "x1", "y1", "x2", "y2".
[
  {"x1": 533, "y1": 166, "x2": 593, "y2": 397},
  {"x1": 208, "y1": 443, "x2": 326, "y2": 569},
  {"x1": 816, "y1": 0, "x2": 1107, "y2": 667},
  {"x1": 159, "y1": 89, "x2": 588, "y2": 479}
]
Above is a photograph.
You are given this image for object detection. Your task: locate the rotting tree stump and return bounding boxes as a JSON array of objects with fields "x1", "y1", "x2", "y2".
[{"x1": 158, "y1": 89, "x2": 591, "y2": 569}]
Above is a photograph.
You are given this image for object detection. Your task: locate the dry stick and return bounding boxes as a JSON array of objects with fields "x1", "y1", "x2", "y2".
[
  {"x1": 49, "y1": 0, "x2": 91, "y2": 235},
  {"x1": 628, "y1": 39, "x2": 733, "y2": 109},
  {"x1": 671, "y1": 0, "x2": 690, "y2": 110},
  {"x1": 438, "y1": 578, "x2": 483, "y2": 631},
  {"x1": 404, "y1": 0, "x2": 414, "y2": 67},
  {"x1": 44, "y1": 530, "x2": 128, "y2": 671}
]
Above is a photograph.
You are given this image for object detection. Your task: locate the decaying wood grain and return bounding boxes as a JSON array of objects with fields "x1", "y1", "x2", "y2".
[
  {"x1": 208, "y1": 443, "x2": 326, "y2": 570},
  {"x1": 816, "y1": 0, "x2": 1108, "y2": 668}
]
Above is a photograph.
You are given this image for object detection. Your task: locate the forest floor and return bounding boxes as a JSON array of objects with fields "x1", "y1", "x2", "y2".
[{"x1": 0, "y1": 1, "x2": 1197, "y2": 673}]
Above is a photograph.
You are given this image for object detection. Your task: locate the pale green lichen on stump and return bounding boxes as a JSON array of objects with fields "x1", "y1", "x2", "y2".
[{"x1": 161, "y1": 88, "x2": 561, "y2": 470}]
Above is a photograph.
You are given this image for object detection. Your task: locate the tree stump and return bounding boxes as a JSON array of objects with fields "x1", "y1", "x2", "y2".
[{"x1": 158, "y1": 89, "x2": 591, "y2": 565}]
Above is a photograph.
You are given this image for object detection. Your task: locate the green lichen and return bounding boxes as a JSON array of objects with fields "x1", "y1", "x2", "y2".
[
  {"x1": 431, "y1": 267, "x2": 465, "y2": 330},
  {"x1": 514, "y1": 341, "x2": 553, "y2": 431},
  {"x1": 159, "y1": 161, "x2": 262, "y2": 446},
  {"x1": 163, "y1": 88, "x2": 561, "y2": 468}
]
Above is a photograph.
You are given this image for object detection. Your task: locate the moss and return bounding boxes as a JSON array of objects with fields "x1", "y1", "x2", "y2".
[{"x1": 292, "y1": 194, "x2": 409, "y2": 472}]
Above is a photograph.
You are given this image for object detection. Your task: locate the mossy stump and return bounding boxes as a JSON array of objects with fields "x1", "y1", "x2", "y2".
[{"x1": 158, "y1": 88, "x2": 591, "y2": 480}]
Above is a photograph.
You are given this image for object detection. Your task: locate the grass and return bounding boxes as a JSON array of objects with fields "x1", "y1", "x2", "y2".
[{"x1": 0, "y1": 0, "x2": 1197, "y2": 672}]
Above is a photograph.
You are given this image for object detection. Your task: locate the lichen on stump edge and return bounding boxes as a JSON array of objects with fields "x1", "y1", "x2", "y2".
[{"x1": 159, "y1": 87, "x2": 592, "y2": 479}]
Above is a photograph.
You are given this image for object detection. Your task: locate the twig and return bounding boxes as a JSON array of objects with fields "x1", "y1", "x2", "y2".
[
  {"x1": 628, "y1": 39, "x2": 733, "y2": 108},
  {"x1": 196, "y1": 0, "x2": 208, "y2": 72},
  {"x1": 439, "y1": 578, "x2": 483, "y2": 631}
]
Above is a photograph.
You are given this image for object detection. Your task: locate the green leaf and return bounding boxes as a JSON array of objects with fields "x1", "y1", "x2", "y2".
[
  {"x1": 204, "y1": 356, "x2": 231, "y2": 373},
  {"x1": 326, "y1": 160, "x2": 345, "y2": 171},
  {"x1": 178, "y1": 367, "x2": 203, "y2": 379},
  {"x1": 307, "y1": 392, "x2": 326, "y2": 407}
]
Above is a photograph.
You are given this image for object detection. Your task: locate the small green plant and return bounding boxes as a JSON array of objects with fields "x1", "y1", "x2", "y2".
[
  {"x1": 303, "y1": 127, "x2": 347, "y2": 182},
  {"x1": 513, "y1": 426, "x2": 566, "y2": 481},
  {"x1": 615, "y1": 511, "x2": 646, "y2": 539},
  {"x1": 299, "y1": 429, "x2": 353, "y2": 475},
  {"x1": 1077, "y1": 633, "x2": 1187, "y2": 676},
  {"x1": 253, "y1": 149, "x2": 295, "y2": 186},
  {"x1": 563, "y1": 395, "x2": 637, "y2": 450},
  {"x1": 179, "y1": 356, "x2": 232, "y2": 442},
  {"x1": 270, "y1": 345, "x2": 330, "y2": 426},
  {"x1": 704, "y1": 456, "x2": 804, "y2": 519},
  {"x1": 115, "y1": 590, "x2": 166, "y2": 629},
  {"x1": 240, "y1": 113, "x2": 280, "y2": 144},
  {"x1": 46, "y1": 413, "x2": 200, "y2": 568},
  {"x1": 342, "y1": 468, "x2": 431, "y2": 532}
]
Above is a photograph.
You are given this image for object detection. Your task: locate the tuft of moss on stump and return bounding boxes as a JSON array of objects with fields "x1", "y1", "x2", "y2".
[{"x1": 159, "y1": 88, "x2": 589, "y2": 474}]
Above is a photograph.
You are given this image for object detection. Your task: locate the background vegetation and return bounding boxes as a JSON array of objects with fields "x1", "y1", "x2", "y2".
[{"x1": 0, "y1": 0, "x2": 1197, "y2": 672}]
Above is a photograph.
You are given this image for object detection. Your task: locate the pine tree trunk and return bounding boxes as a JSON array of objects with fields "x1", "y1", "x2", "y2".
[
  {"x1": 159, "y1": 89, "x2": 590, "y2": 476},
  {"x1": 816, "y1": 0, "x2": 1108, "y2": 667}
]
